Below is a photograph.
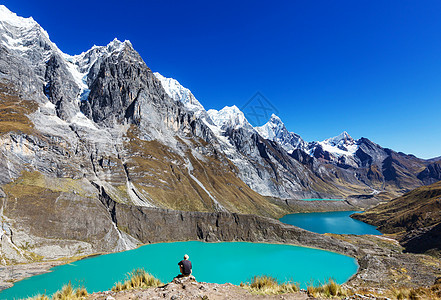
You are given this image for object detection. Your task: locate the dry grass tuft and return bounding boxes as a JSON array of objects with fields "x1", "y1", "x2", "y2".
[
  {"x1": 31, "y1": 295, "x2": 50, "y2": 300},
  {"x1": 343, "y1": 283, "x2": 441, "y2": 300},
  {"x1": 244, "y1": 275, "x2": 299, "y2": 295},
  {"x1": 385, "y1": 283, "x2": 441, "y2": 300},
  {"x1": 307, "y1": 279, "x2": 347, "y2": 298},
  {"x1": 31, "y1": 282, "x2": 88, "y2": 300},
  {"x1": 111, "y1": 268, "x2": 163, "y2": 292},
  {"x1": 52, "y1": 282, "x2": 88, "y2": 300}
]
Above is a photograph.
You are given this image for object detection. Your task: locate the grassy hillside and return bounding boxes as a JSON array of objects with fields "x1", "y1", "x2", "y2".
[
  {"x1": 122, "y1": 129, "x2": 290, "y2": 217},
  {"x1": 353, "y1": 181, "x2": 441, "y2": 255}
]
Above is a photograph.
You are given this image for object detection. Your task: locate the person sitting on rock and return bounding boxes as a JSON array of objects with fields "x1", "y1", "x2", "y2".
[{"x1": 178, "y1": 254, "x2": 192, "y2": 277}]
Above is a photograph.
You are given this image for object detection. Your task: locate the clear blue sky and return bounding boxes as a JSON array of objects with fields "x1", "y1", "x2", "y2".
[{"x1": 5, "y1": 0, "x2": 441, "y2": 159}]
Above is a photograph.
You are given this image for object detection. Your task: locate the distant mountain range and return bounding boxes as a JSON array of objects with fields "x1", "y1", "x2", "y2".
[
  {"x1": 154, "y1": 70, "x2": 441, "y2": 198},
  {"x1": 0, "y1": 5, "x2": 440, "y2": 263}
]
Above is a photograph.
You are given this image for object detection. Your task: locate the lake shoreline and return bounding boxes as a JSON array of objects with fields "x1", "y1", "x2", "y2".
[
  {"x1": 0, "y1": 239, "x2": 358, "y2": 296},
  {"x1": 0, "y1": 241, "x2": 358, "y2": 298},
  {"x1": 270, "y1": 194, "x2": 383, "y2": 214},
  {"x1": 1, "y1": 233, "x2": 440, "y2": 297},
  {"x1": 1, "y1": 234, "x2": 440, "y2": 297},
  {"x1": 1, "y1": 203, "x2": 440, "y2": 296}
]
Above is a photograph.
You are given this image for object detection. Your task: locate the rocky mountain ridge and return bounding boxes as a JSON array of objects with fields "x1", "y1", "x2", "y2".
[
  {"x1": 158, "y1": 70, "x2": 441, "y2": 198},
  {"x1": 0, "y1": 4, "x2": 440, "y2": 266}
]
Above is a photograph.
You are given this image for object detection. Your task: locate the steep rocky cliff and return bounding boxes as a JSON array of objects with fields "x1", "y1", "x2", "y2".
[{"x1": 98, "y1": 190, "x2": 356, "y2": 256}]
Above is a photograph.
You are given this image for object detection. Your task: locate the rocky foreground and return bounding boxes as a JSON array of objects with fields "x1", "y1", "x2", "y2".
[
  {"x1": 87, "y1": 274, "x2": 441, "y2": 300},
  {"x1": 89, "y1": 276, "x2": 310, "y2": 300}
]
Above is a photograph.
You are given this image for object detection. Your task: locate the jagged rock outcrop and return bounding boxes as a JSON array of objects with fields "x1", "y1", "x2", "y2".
[
  {"x1": 81, "y1": 43, "x2": 154, "y2": 125},
  {"x1": 44, "y1": 54, "x2": 80, "y2": 120},
  {"x1": 418, "y1": 161, "x2": 441, "y2": 185}
]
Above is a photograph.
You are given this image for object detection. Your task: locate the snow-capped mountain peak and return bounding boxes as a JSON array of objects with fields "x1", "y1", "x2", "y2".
[
  {"x1": 207, "y1": 105, "x2": 251, "y2": 130},
  {"x1": 61, "y1": 38, "x2": 134, "y2": 102},
  {"x1": 68, "y1": 38, "x2": 131, "y2": 62},
  {"x1": 0, "y1": 5, "x2": 39, "y2": 30},
  {"x1": 317, "y1": 131, "x2": 358, "y2": 156},
  {"x1": 153, "y1": 72, "x2": 205, "y2": 113},
  {"x1": 0, "y1": 4, "x2": 54, "y2": 56},
  {"x1": 269, "y1": 113, "x2": 282, "y2": 123},
  {"x1": 255, "y1": 114, "x2": 307, "y2": 153},
  {"x1": 323, "y1": 131, "x2": 355, "y2": 147},
  {"x1": 105, "y1": 38, "x2": 131, "y2": 53},
  {"x1": 255, "y1": 113, "x2": 286, "y2": 140}
]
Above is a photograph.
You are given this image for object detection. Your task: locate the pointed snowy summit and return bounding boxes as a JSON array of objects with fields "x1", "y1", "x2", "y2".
[
  {"x1": 154, "y1": 72, "x2": 205, "y2": 113},
  {"x1": 0, "y1": 4, "x2": 54, "y2": 54},
  {"x1": 255, "y1": 114, "x2": 307, "y2": 153},
  {"x1": 207, "y1": 105, "x2": 252, "y2": 130},
  {"x1": 318, "y1": 131, "x2": 358, "y2": 156},
  {"x1": 268, "y1": 113, "x2": 283, "y2": 124},
  {"x1": 61, "y1": 38, "x2": 134, "y2": 103},
  {"x1": 323, "y1": 131, "x2": 355, "y2": 147},
  {"x1": 102, "y1": 38, "x2": 132, "y2": 53},
  {"x1": 255, "y1": 113, "x2": 286, "y2": 140},
  {"x1": 0, "y1": 5, "x2": 38, "y2": 29}
]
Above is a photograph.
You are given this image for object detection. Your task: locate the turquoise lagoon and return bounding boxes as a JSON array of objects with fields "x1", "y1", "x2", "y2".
[
  {"x1": 0, "y1": 241, "x2": 358, "y2": 299},
  {"x1": 280, "y1": 211, "x2": 382, "y2": 235}
]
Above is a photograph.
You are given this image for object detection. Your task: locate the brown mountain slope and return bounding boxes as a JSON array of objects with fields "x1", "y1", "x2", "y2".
[
  {"x1": 353, "y1": 181, "x2": 441, "y2": 256},
  {"x1": 0, "y1": 82, "x2": 37, "y2": 135}
]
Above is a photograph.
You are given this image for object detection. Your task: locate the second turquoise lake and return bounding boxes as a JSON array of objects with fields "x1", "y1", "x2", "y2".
[{"x1": 280, "y1": 210, "x2": 382, "y2": 235}]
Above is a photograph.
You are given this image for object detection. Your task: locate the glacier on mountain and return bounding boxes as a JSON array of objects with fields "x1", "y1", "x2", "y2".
[{"x1": 153, "y1": 72, "x2": 205, "y2": 114}]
